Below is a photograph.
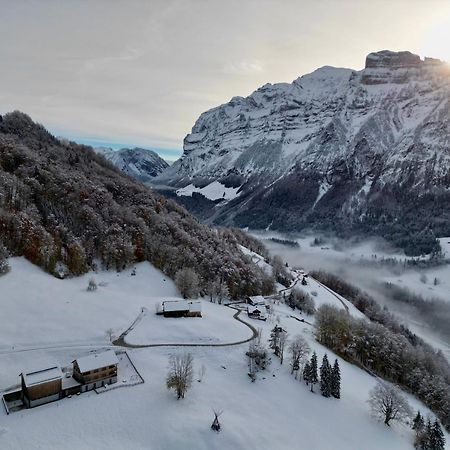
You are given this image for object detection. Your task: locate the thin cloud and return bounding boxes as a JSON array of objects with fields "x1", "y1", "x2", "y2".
[
  {"x1": 0, "y1": 0, "x2": 448, "y2": 157},
  {"x1": 223, "y1": 60, "x2": 264, "y2": 75}
]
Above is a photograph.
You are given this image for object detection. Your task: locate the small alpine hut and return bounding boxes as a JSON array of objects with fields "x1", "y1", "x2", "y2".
[
  {"x1": 20, "y1": 366, "x2": 62, "y2": 408},
  {"x1": 72, "y1": 350, "x2": 119, "y2": 392},
  {"x1": 247, "y1": 304, "x2": 267, "y2": 321},
  {"x1": 162, "y1": 300, "x2": 202, "y2": 318}
]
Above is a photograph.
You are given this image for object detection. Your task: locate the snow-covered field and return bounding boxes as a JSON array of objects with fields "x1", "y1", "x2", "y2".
[
  {"x1": 125, "y1": 302, "x2": 252, "y2": 346},
  {"x1": 0, "y1": 257, "x2": 448, "y2": 449},
  {"x1": 176, "y1": 181, "x2": 241, "y2": 201}
]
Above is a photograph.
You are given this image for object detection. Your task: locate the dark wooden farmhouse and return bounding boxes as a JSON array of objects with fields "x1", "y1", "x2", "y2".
[
  {"x1": 162, "y1": 300, "x2": 202, "y2": 318},
  {"x1": 21, "y1": 366, "x2": 62, "y2": 408},
  {"x1": 247, "y1": 304, "x2": 267, "y2": 321},
  {"x1": 2, "y1": 350, "x2": 122, "y2": 414},
  {"x1": 73, "y1": 350, "x2": 119, "y2": 392}
]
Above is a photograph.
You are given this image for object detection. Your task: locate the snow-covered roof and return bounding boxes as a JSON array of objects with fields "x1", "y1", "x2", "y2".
[
  {"x1": 188, "y1": 301, "x2": 202, "y2": 313},
  {"x1": 248, "y1": 305, "x2": 265, "y2": 314},
  {"x1": 162, "y1": 300, "x2": 202, "y2": 313},
  {"x1": 75, "y1": 350, "x2": 119, "y2": 374},
  {"x1": 163, "y1": 300, "x2": 189, "y2": 312},
  {"x1": 248, "y1": 295, "x2": 266, "y2": 304},
  {"x1": 22, "y1": 366, "x2": 62, "y2": 387}
]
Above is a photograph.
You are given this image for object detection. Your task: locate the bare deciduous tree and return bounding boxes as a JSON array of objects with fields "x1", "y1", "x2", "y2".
[
  {"x1": 105, "y1": 328, "x2": 114, "y2": 342},
  {"x1": 246, "y1": 341, "x2": 269, "y2": 382},
  {"x1": 175, "y1": 268, "x2": 200, "y2": 299},
  {"x1": 289, "y1": 335, "x2": 310, "y2": 378},
  {"x1": 278, "y1": 331, "x2": 289, "y2": 365},
  {"x1": 368, "y1": 383, "x2": 412, "y2": 426},
  {"x1": 166, "y1": 353, "x2": 194, "y2": 399}
]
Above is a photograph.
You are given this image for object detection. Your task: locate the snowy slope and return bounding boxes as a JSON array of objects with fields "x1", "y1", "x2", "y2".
[
  {"x1": 156, "y1": 51, "x2": 450, "y2": 243},
  {"x1": 0, "y1": 257, "x2": 448, "y2": 450},
  {"x1": 0, "y1": 258, "x2": 178, "y2": 350},
  {"x1": 97, "y1": 147, "x2": 169, "y2": 181},
  {"x1": 176, "y1": 181, "x2": 241, "y2": 201}
]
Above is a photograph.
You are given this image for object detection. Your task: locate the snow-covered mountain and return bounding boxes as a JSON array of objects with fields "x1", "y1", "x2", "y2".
[
  {"x1": 97, "y1": 147, "x2": 169, "y2": 181},
  {"x1": 157, "y1": 51, "x2": 450, "y2": 255}
]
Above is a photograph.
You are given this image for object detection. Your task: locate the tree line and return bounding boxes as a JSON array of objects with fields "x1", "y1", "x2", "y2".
[{"x1": 315, "y1": 304, "x2": 450, "y2": 431}]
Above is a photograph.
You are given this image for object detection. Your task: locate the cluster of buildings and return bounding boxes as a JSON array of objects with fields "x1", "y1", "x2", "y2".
[
  {"x1": 3, "y1": 350, "x2": 119, "y2": 414},
  {"x1": 247, "y1": 295, "x2": 269, "y2": 321}
]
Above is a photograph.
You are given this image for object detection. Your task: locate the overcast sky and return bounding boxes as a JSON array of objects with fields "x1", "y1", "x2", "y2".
[{"x1": 1, "y1": 0, "x2": 449, "y2": 161}]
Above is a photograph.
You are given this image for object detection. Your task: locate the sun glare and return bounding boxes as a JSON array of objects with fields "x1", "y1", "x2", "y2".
[{"x1": 421, "y1": 12, "x2": 450, "y2": 63}]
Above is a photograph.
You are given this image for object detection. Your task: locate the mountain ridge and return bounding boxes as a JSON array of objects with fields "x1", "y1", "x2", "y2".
[
  {"x1": 96, "y1": 146, "x2": 169, "y2": 181},
  {"x1": 156, "y1": 50, "x2": 450, "y2": 255}
]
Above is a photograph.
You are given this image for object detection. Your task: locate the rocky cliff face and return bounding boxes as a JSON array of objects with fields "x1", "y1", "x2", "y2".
[
  {"x1": 156, "y1": 51, "x2": 450, "y2": 254},
  {"x1": 97, "y1": 147, "x2": 169, "y2": 181}
]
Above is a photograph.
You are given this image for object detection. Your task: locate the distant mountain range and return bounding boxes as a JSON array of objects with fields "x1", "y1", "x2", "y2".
[
  {"x1": 96, "y1": 147, "x2": 169, "y2": 181},
  {"x1": 154, "y1": 50, "x2": 450, "y2": 255}
]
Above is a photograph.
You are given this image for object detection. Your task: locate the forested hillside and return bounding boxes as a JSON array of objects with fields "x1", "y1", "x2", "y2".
[{"x1": 0, "y1": 112, "x2": 274, "y2": 298}]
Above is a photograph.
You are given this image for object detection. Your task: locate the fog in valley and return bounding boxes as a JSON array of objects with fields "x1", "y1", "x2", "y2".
[{"x1": 252, "y1": 231, "x2": 450, "y2": 361}]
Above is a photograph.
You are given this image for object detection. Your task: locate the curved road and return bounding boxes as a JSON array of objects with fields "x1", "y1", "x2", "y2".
[{"x1": 312, "y1": 278, "x2": 350, "y2": 315}]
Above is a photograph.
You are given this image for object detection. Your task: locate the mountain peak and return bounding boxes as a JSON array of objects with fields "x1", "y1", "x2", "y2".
[{"x1": 96, "y1": 147, "x2": 169, "y2": 181}]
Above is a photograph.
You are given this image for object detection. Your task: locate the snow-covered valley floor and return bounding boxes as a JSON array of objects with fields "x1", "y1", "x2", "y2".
[{"x1": 0, "y1": 257, "x2": 448, "y2": 449}]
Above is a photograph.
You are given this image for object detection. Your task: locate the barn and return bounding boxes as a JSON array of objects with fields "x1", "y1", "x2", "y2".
[
  {"x1": 21, "y1": 366, "x2": 62, "y2": 408},
  {"x1": 72, "y1": 350, "x2": 119, "y2": 392},
  {"x1": 247, "y1": 295, "x2": 267, "y2": 307},
  {"x1": 162, "y1": 300, "x2": 202, "y2": 317}
]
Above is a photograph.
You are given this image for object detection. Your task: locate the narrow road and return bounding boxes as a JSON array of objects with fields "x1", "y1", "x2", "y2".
[
  {"x1": 112, "y1": 306, "x2": 258, "y2": 349},
  {"x1": 278, "y1": 272, "x2": 302, "y2": 296},
  {"x1": 312, "y1": 278, "x2": 350, "y2": 315}
]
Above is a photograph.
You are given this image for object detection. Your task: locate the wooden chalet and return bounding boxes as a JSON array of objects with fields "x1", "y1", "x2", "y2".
[
  {"x1": 247, "y1": 304, "x2": 267, "y2": 321},
  {"x1": 73, "y1": 350, "x2": 119, "y2": 392},
  {"x1": 20, "y1": 366, "x2": 62, "y2": 408},
  {"x1": 162, "y1": 300, "x2": 202, "y2": 318}
]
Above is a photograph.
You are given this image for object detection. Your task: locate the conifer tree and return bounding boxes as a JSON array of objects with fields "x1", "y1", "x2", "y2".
[
  {"x1": 331, "y1": 359, "x2": 341, "y2": 399},
  {"x1": 412, "y1": 411, "x2": 425, "y2": 432},
  {"x1": 303, "y1": 362, "x2": 311, "y2": 385},
  {"x1": 309, "y1": 352, "x2": 318, "y2": 392},
  {"x1": 320, "y1": 354, "x2": 332, "y2": 397},
  {"x1": 269, "y1": 326, "x2": 281, "y2": 356},
  {"x1": 418, "y1": 419, "x2": 434, "y2": 450},
  {"x1": 430, "y1": 419, "x2": 446, "y2": 450}
]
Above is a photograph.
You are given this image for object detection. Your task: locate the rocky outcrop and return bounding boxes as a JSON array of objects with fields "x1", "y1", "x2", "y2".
[
  {"x1": 365, "y1": 50, "x2": 422, "y2": 68},
  {"x1": 361, "y1": 50, "x2": 446, "y2": 84}
]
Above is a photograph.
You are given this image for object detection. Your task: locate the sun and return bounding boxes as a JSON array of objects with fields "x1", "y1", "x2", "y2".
[{"x1": 421, "y1": 12, "x2": 450, "y2": 63}]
